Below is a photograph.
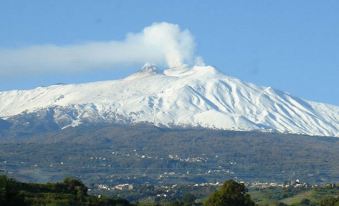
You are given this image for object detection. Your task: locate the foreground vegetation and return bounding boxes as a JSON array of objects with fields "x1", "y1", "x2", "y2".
[
  {"x1": 0, "y1": 175, "x2": 132, "y2": 206},
  {"x1": 1, "y1": 175, "x2": 338, "y2": 206}
]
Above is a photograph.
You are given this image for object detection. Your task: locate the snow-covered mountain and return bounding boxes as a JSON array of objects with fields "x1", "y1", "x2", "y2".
[{"x1": 0, "y1": 64, "x2": 338, "y2": 137}]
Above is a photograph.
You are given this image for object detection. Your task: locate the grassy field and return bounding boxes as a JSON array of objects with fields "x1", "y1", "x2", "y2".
[{"x1": 249, "y1": 186, "x2": 339, "y2": 206}]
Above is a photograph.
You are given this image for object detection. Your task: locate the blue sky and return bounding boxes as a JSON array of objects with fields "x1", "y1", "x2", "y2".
[{"x1": 0, "y1": 0, "x2": 338, "y2": 105}]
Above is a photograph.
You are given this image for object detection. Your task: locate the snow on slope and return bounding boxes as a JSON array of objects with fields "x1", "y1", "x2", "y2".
[{"x1": 0, "y1": 64, "x2": 338, "y2": 137}]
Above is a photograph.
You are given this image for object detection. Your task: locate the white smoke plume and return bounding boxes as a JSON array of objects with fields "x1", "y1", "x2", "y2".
[{"x1": 0, "y1": 22, "x2": 199, "y2": 77}]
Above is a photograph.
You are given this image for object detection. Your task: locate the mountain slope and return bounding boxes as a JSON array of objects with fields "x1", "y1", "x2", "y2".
[{"x1": 0, "y1": 65, "x2": 338, "y2": 137}]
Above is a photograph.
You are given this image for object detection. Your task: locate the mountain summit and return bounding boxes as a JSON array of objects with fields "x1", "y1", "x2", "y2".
[{"x1": 0, "y1": 65, "x2": 338, "y2": 137}]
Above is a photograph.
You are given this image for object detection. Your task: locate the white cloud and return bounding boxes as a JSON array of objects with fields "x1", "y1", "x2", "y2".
[{"x1": 0, "y1": 22, "x2": 199, "y2": 77}]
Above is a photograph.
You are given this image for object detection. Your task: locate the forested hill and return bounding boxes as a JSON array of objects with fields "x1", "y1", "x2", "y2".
[{"x1": 0, "y1": 124, "x2": 338, "y2": 184}]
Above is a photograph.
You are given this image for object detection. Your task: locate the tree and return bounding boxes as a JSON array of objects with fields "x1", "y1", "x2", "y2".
[
  {"x1": 204, "y1": 180, "x2": 255, "y2": 206},
  {"x1": 0, "y1": 175, "x2": 27, "y2": 206},
  {"x1": 62, "y1": 177, "x2": 88, "y2": 203},
  {"x1": 182, "y1": 193, "x2": 196, "y2": 206},
  {"x1": 275, "y1": 203, "x2": 288, "y2": 206},
  {"x1": 299, "y1": 198, "x2": 313, "y2": 206},
  {"x1": 320, "y1": 197, "x2": 339, "y2": 206}
]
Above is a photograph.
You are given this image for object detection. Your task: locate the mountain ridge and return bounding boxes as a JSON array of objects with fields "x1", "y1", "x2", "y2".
[{"x1": 0, "y1": 64, "x2": 338, "y2": 137}]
